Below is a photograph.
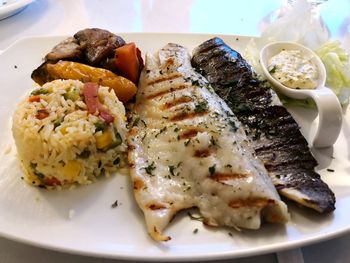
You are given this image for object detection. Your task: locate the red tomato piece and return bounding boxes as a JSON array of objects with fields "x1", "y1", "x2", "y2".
[
  {"x1": 29, "y1": 95, "x2": 41, "y2": 103},
  {"x1": 45, "y1": 176, "x2": 61, "y2": 186},
  {"x1": 35, "y1": 109, "x2": 49, "y2": 120},
  {"x1": 115, "y1": 43, "x2": 143, "y2": 84}
]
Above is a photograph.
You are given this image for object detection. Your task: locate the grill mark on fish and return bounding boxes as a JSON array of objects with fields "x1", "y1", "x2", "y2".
[
  {"x1": 210, "y1": 172, "x2": 248, "y2": 182},
  {"x1": 170, "y1": 110, "x2": 208, "y2": 122},
  {"x1": 148, "y1": 204, "x2": 167, "y2": 210},
  {"x1": 180, "y1": 127, "x2": 204, "y2": 139},
  {"x1": 146, "y1": 83, "x2": 190, "y2": 100},
  {"x1": 191, "y1": 37, "x2": 335, "y2": 213},
  {"x1": 194, "y1": 149, "x2": 211, "y2": 157},
  {"x1": 161, "y1": 96, "x2": 193, "y2": 109},
  {"x1": 146, "y1": 72, "x2": 182, "y2": 85},
  {"x1": 228, "y1": 198, "x2": 275, "y2": 209}
]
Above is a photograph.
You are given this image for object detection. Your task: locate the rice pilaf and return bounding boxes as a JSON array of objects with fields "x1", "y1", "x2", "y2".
[{"x1": 12, "y1": 79, "x2": 128, "y2": 189}]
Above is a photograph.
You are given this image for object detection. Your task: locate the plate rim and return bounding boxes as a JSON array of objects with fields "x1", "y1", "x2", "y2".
[{"x1": 0, "y1": 0, "x2": 34, "y2": 20}]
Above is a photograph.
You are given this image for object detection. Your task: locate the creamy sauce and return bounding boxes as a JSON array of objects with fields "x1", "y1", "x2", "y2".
[{"x1": 268, "y1": 50, "x2": 318, "y2": 89}]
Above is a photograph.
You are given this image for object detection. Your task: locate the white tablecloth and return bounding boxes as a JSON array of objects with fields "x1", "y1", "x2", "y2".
[{"x1": 0, "y1": 0, "x2": 349, "y2": 262}]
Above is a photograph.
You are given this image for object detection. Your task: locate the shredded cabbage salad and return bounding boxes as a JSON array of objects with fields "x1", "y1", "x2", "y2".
[{"x1": 316, "y1": 41, "x2": 350, "y2": 105}]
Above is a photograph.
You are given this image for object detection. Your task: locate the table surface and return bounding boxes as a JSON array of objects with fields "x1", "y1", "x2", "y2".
[{"x1": 0, "y1": 0, "x2": 349, "y2": 262}]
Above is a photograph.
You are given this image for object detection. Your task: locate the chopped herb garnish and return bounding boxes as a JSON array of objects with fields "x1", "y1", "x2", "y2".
[
  {"x1": 188, "y1": 212, "x2": 204, "y2": 221},
  {"x1": 77, "y1": 149, "x2": 90, "y2": 159},
  {"x1": 327, "y1": 168, "x2": 335, "y2": 172},
  {"x1": 225, "y1": 164, "x2": 232, "y2": 168},
  {"x1": 168, "y1": 165, "x2": 176, "y2": 176},
  {"x1": 113, "y1": 157, "x2": 121, "y2": 165},
  {"x1": 228, "y1": 120, "x2": 238, "y2": 132},
  {"x1": 53, "y1": 117, "x2": 63, "y2": 129},
  {"x1": 193, "y1": 228, "x2": 198, "y2": 234},
  {"x1": 210, "y1": 136, "x2": 216, "y2": 146},
  {"x1": 174, "y1": 127, "x2": 179, "y2": 132},
  {"x1": 269, "y1": 66, "x2": 277, "y2": 74},
  {"x1": 194, "y1": 101, "x2": 208, "y2": 113},
  {"x1": 30, "y1": 162, "x2": 44, "y2": 179},
  {"x1": 132, "y1": 117, "x2": 140, "y2": 127},
  {"x1": 209, "y1": 164, "x2": 216, "y2": 175},
  {"x1": 228, "y1": 232, "x2": 233, "y2": 237},
  {"x1": 111, "y1": 200, "x2": 119, "y2": 208},
  {"x1": 184, "y1": 139, "x2": 191, "y2": 146},
  {"x1": 34, "y1": 171, "x2": 45, "y2": 179},
  {"x1": 94, "y1": 120, "x2": 107, "y2": 132},
  {"x1": 144, "y1": 162, "x2": 156, "y2": 176},
  {"x1": 30, "y1": 162, "x2": 37, "y2": 170},
  {"x1": 31, "y1": 88, "x2": 49, "y2": 96},
  {"x1": 37, "y1": 126, "x2": 44, "y2": 133},
  {"x1": 155, "y1": 126, "x2": 167, "y2": 138},
  {"x1": 191, "y1": 79, "x2": 200, "y2": 86},
  {"x1": 141, "y1": 119, "x2": 147, "y2": 127}
]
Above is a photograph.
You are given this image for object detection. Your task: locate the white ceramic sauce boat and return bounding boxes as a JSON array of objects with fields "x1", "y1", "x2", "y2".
[{"x1": 260, "y1": 41, "x2": 342, "y2": 148}]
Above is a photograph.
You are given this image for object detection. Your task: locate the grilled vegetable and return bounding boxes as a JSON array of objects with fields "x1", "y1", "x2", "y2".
[
  {"x1": 32, "y1": 61, "x2": 137, "y2": 103},
  {"x1": 115, "y1": 42, "x2": 143, "y2": 84}
]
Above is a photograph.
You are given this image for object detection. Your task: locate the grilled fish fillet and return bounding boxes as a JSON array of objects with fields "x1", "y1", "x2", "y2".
[
  {"x1": 128, "y1": 43, "x2": 289, "y2": 241},
  {"x1": 191, "y1": 37, "x2": 336, "y2": 213}
]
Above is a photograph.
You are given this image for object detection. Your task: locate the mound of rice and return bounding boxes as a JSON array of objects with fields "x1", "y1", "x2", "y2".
[{"x1": 12, "y1": 79, "x2": 128, "y2": 189}]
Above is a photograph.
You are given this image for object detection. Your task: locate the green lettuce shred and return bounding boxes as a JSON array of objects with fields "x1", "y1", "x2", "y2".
[{"x1": 316, "y1": 40, "x2": 350, "y2": 105}]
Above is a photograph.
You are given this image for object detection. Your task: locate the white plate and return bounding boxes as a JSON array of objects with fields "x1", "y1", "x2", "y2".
[
  {"x1": 0, "y1": 0, "x2": 33, "y2": 20},
  {"x1": 0, "y1": 33, "x2": 349, "y2": 261}
]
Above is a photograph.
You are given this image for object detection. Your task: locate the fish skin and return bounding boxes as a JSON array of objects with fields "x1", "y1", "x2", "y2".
[
  {"x1": 191, "y1": 37, "x2": 335, "y2": 213},
  {"x1": 128, "y1": 43, "x2": 289, "y2": 241}
]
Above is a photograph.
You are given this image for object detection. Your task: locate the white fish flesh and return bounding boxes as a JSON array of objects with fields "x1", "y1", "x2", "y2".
[{"x1": 127, "y1": 43, "x2": 289, "y2": 241}]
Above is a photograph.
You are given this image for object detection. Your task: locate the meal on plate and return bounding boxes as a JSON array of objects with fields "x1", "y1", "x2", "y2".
[{"x1": 11, "y1": 27, "x2": 338, "y2": 240}]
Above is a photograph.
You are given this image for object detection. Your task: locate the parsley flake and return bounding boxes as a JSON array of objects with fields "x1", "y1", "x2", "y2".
[
  {"x1": 209, "y1": 164, "x2": 216, "y2": 175},
  {"x1": 194, "y1": 101, "x2": 208, "y2": 113},
  {"x1": 144, "y1": 162, "x2": 156, "y2": 176}
]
